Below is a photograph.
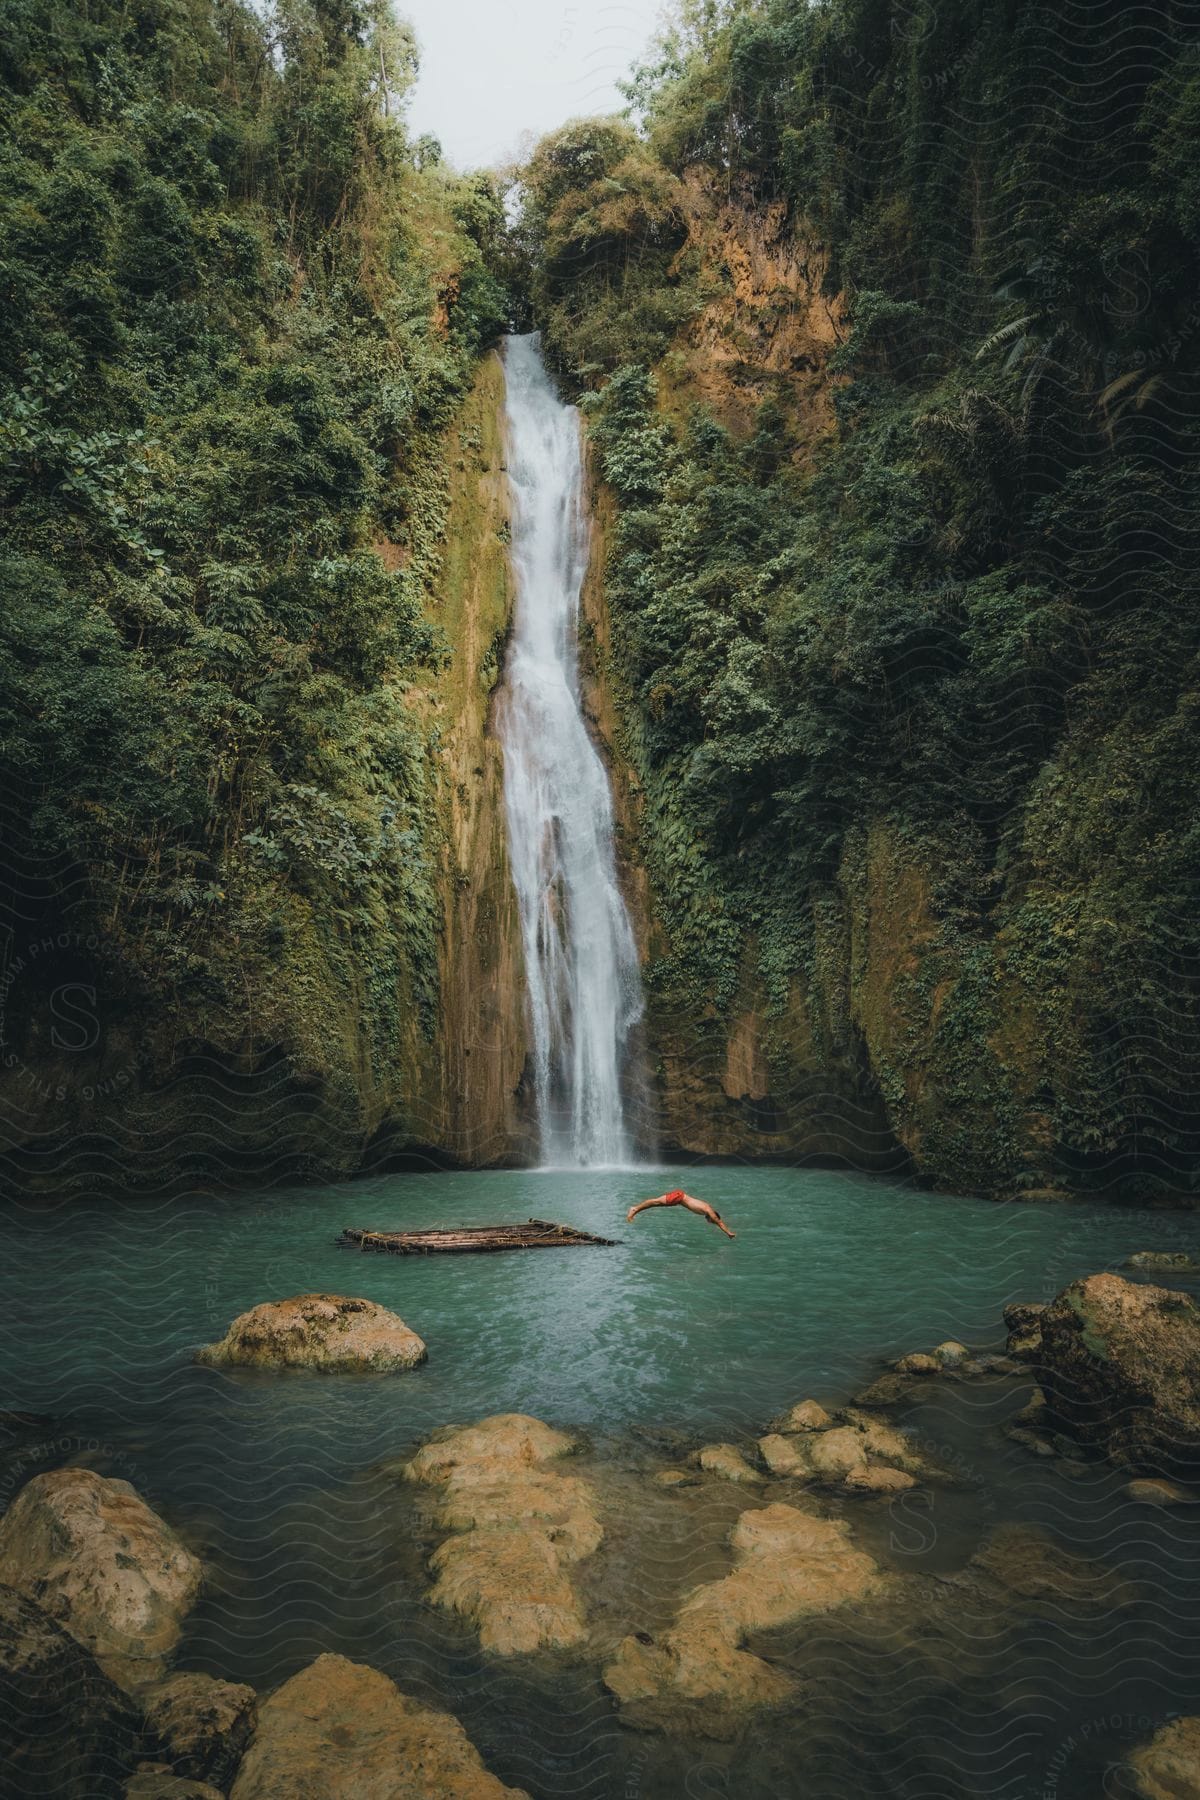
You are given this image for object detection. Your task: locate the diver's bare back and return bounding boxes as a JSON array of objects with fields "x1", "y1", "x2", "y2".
[{"x1": 625, "y1": 1189, "x2": 735, "y2": 1239}]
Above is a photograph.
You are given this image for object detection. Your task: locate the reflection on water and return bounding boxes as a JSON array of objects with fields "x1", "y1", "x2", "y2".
[{"x1": 2, "y1": 1167, "x2": 1199, "y2": 1797}]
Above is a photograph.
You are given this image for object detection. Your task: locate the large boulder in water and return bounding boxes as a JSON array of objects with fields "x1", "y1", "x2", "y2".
[
  {"x1": 0, "y1": 1470, "x2": 202, "y2": 1691},
  {"x1": 1034, "y1": 1273, "x2": 1200, "y2": 1473},
  {"x1": 140, "y1": 1670, "x2": 257, "y2": 1787},
  {"x1": 197, "y1": 1294, "x2": 426, "y2": 1372},
  {"x1": 228, "y1": 1653, "x2": 527, "y2": 1797},
  {"x1": 0, "y1": 1582, "x2": 140, "y2": 1797}
]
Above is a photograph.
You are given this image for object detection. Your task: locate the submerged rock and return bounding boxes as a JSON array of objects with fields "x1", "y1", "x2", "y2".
[
  {"x1": 197, "y1": 1293, "x2": 426, "y2": 1372},
  {"x1": 853, "y1": 1372, "x2": 919, "y2": 1408},
  {"x1": 604, "y1": 1501, "x2": 884, "y2": 1730},
  {"x1": 844, "y1": 1463, "x2": 917, "y2": 1494},
  {"x1": 1125, "y1": 1477, "x2": 1196, "y2": 1506},
  {"x1": 0, "y1": 1583, "x2": 140, "y2": 1798},
  {"x1": 402, "y1": 1413, "x2": 600, "y2": 1656},
  {"x1": 890, "y1": 1341, "x2": 981, "y2": 1378},
  {"x1": 228, "y1": 1653, "x2": 525, "y2": 1798},
  {"x1": 428, "y1": 1528, "x2": 588, "y2": 1657},
  {"x1": 1126, "y1": 1250, "x2": 1200, "y2": 1274},
  {"x1": 971, "y1": 1523, "x2": 1136, "y2": 1610},
  {"x1": 140, "y1": 1671, "x2": 257, "y2": 1787},
  {"x1": 696, "y1": 1443, "x2": 762, "y2": 1484},
  {"x1": 125, "y1": 1771, "x2": 224, "y2": 1800},
  {"x1": 1012, "y1": 1386, "x2": 1048, "y2": 1426},
  {"x1": 1127, "y1": 1716, "x2": 1200, "y2": 1799},
  {"x1": 1004, "y1": 1426, "x2": 1056, "y2": 1456},
  {"x1": 0, "y1": 1470, "x2": 202, "y2": 1691},
  {"x1": 758, "y1": 1412, "x2": 932, "y2": 1490},
  {"x1": 1034, "y1": 1273, "x2": 1200, "y2": 1473}
]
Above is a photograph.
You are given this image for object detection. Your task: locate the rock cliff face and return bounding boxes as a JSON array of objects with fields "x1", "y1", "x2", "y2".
[
  {"x1": 563, "y1": 179, "x2": 1072, "y2": 1186},
  {"x1": 577, "y1": 423, "x2": 903, "y2": 1169},
  {"x1": 660, "y1": 169, "x2": 846, "y2": 460},
  {"x1": 400, "y1": 351, "x2": 531, "y2": 1165},
  {"x1": 0, "y1": 354, "x2": 530, "y2": 1188}
]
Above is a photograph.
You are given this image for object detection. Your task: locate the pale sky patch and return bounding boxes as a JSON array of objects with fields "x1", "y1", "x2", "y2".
[{"x1": 398, "y1": 0, "x2": 667, "y2": 170}]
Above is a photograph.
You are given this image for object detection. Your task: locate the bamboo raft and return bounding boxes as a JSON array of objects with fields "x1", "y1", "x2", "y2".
[{"x1": 337, "y1": 1218, "x2": 619, "y2": 1256}]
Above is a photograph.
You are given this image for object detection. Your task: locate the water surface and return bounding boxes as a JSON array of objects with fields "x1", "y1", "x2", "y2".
[{"x1": 3, "y1": 1167, "x2": 1198, "y2": 1798}]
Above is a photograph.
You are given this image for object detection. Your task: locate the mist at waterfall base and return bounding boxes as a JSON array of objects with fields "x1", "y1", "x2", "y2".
[
  {"x1": 497, "y1": 334, "x2": 646, "y2": 1170},
  {"x1": 5, "y1": 1170, "x2": 1200, "y2": 1797}
]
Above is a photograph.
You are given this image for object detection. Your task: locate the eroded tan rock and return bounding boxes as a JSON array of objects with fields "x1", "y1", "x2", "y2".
[
  {"x1": 603, "y1": 1501, "x2": 884, "y2": 1727},
  {"x1": 844, "y1": 1464, "x2": 917, "y2": 1494},
  {"x1": 776, "y1": 1399, "x2": 832, "y2": 1432},
  {"x1": 197, "y1": 1294, "x2": 426, "y2": 1372},
  {"x1": 696, "y1": 1443, "x2": 762, "y2": 1484},
  {"x1": 758, "y1": 1432, "x2": 811, "y2": 1477},
  {"x1": 141, "y1": 1671, "x2": 257, "y2": 1787},
  {"x1": 404, "y1": 1414, "x2": 574, "y2": 1482},
  {"x1": 759, "y1": 1412, "x2": 931, "y2": 1489},
  {"x1": 428, "y1": 1528, "x2": 588, "y2": 1657},
  {"x1": 806, "y1": 1426, "x2": 868, "y2": 1480},
  {"x1": 0, "y1": 1470, "x2": 202, "y2": 1690},
  {"x1": 1034, "y1": 1273, "x2": 1200, "y2": 1473},
  {"x1": 1127, "y1": 1716, "x2": 1200, "y2": 1800},
  {"x1": 839, "y1": 1412, "x2": 928, "y2": 1472},
  {"x1": 402, "y1": 1414, "x2": 599, "y2": 1656},
  {"x1": 228, "y1": 1654, "x2": 526, "y2": 1798}
]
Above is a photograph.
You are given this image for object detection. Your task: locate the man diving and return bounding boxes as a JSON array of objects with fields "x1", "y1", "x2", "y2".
[{"x1": 626, "y1": 1189, "x2": 736, "y2": 1239}]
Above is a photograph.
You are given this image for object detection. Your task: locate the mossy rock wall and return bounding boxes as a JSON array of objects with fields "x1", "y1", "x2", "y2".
[{"x1": 0, "y1": 357, "x2": 528, "y2": 1190}]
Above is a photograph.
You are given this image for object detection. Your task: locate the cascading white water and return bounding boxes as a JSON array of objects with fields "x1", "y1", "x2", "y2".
[{"x1": 497, "y1": 333, "x2": 644, "y2": 1168}]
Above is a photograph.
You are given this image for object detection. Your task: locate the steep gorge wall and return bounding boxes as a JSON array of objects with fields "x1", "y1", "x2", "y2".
[
  {"x1": 567, "y1": 181, "x2": 1056, "y2": 1189},
  {"x1": 400, "y1": 353, "x2": 531, "y2": 1165},
  {"x1": 0, "y1": 356, "x2": 531, "y2": 1190},
  {"x1": 577, "y1": 439, "x2": 903, "y2": 1171}
]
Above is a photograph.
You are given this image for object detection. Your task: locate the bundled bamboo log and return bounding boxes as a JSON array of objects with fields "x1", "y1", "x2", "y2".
[{"x1": 337, "y1": 1219, "x2": 619, "y2": 1255}]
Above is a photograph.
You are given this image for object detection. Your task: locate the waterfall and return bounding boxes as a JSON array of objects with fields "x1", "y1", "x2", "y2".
[{"x1": 497, "y1": 333, "x2": 644, "y2": 1168}]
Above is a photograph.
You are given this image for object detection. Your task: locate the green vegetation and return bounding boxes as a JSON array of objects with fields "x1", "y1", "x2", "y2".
[
  {"x1": 4, "y1": 0, "x2": 1196, "y2": 1197},
  {"x1": 522, "y1": 0, "x2": 1200, "y2": 1195},
  {"x1": 0, "y1": 0, "x2": 510, "y2": 1169},
  {"x1": 0, "y1": 0, "x2": 518, "y2": 1180}
]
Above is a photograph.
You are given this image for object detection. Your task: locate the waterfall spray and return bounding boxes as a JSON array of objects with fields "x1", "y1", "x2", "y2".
[{"x1": 497, "y1": 334, "x2": 644, "y2": 1167}]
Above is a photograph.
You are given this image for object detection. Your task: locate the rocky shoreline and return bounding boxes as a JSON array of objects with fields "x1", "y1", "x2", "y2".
[{"x1": 3, "y1": 1268, "x2": 1200, "y2": 1795}]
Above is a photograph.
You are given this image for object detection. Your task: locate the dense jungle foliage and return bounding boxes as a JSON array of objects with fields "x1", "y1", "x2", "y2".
[
  {"x1": 0, "y1": 0, "x2": 509, "y2": 1095},
  {"x1": 522, "y1": 0, "x2": 1200, "y2": 1194}
]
